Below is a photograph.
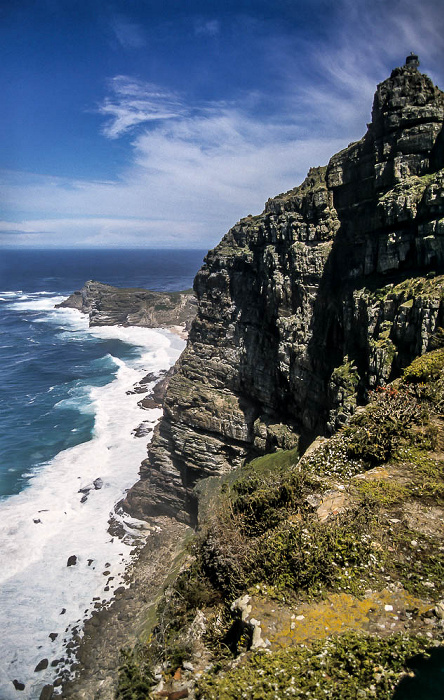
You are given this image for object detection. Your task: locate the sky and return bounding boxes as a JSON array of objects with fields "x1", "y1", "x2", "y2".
[{"x1": 1, "y1": 0, "x2": 443, "y2": 250}]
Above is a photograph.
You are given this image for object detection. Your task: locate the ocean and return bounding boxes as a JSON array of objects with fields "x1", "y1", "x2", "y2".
[{"x1": 0, "y1": 248, "x2": 205, "y2": 699}]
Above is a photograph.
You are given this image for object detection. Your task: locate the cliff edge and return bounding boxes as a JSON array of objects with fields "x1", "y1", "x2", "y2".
[
  {"x1": 126, "y1": 60, "x2": 444, "y2": 520},
  {"x1": 125, "y1": 60, "x2": 444, "y2": 525}
]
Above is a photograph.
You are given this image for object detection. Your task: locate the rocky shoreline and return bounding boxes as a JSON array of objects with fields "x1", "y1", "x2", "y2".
[
  {"x1": 32, "y1": 335, "x2": 192, "y2": 700},
  {"x1": 59, "y1": 516, "x2": 191, "y2": 700}
]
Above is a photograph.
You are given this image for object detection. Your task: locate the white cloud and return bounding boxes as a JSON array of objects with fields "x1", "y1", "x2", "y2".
[
  {"x1": 2, "y1": 0, "x2": 444, "y2": 249},
  {"x1": 99, "y1": 76, "x2": 185, "y2": 139},
  {"x1": 0, "y1": 110, "x2": 345, "y2": 249}
]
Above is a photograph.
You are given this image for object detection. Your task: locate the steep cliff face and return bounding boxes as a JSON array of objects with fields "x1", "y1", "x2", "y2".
[{"x1": 126, "y1": 62, "x2": 444, "y2": 524}]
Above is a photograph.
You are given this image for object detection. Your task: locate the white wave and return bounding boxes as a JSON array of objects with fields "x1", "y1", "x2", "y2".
[
  {"x1": 0, "y1": 325, "x2": 185, "y2": 699},
  {"x1": 5, "y1": 296, "x2": 65, "y2": 310},
  {"x1": 0, "y1": 291, "x2": 26, "y2": 302}
]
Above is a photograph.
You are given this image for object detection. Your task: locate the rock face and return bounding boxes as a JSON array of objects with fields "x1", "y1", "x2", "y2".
[
  {"x1": 125, "y1": 61, "x2": 444, "y2": 524},
  {"x1": 58, "y1": 280, "x2": 197, "y2": 331}
]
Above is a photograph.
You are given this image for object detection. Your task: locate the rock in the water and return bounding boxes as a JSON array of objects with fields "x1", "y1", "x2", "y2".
[
  {"x1": 138, "y1": 397, "x2": 159, "y2": 410},
  {"x1": 93, "y1": 478, "x2": 103, "y2": 490},
  {"x1": 132, "y1": 422, "x2": 153, "y2": 438},
  {"x1": 34, "y1": 658, "x2": 49, "y2": 672},
  {"x1": 12, "y1": 680, "x2": 25, "y2": 691},
  {"x1": 67, "y1": 555, "x2": 77, "y2": 567}
]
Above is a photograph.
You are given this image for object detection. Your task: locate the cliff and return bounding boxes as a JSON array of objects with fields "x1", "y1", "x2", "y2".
[
  {"x1": 125, "y1": 61, "x2": 444, "y2": 525},
  {"x1": 58, "y1": 280, "x2": 197, "y2": 333},
  {"x1": 58, "y1": 59, "x2": 444, "y2": 700}
]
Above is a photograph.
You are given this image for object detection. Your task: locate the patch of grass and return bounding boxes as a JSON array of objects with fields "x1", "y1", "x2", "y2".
[
  {"x1": 385, "y1": 526, "x2": 444, "y2": 600},
  {"x1": 196, "y1": 632, "x2": 434, "y2": 700},
  {"x1": 344, "y1": 385, "x2": 428, "y2": 465},
  {"x1": 301, "y1": 433, "x2": 366, "y2": 481},
  {"x1": 150, "y1": 561, "x2": 222, "y2": 667},
  {"x1": 242, "y1": 447, "x2": 300, "y2": 479},
  {"x1": 355, "y1": 478, "x2": 409, "y2": 507},
  {"x1": 116, "y1": 647, "x2": 155, "y2": 700},
  {"x1": 198, "y1": 482, "x2": 383, "y2": 600},
  {"x1": 395, "y1": 445, "x2": 444, "y2": 502},
  {"x1": 253, "y1": 504, "x2": 381, "y2": 597},
  {"x1": 403, "y1": 347, "x2": 444, "y2": 383}
]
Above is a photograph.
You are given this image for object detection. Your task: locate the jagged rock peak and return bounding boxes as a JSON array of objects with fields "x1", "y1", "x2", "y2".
[{"x1": 370, "y1": 59, "x2": 444, "y2": 141}]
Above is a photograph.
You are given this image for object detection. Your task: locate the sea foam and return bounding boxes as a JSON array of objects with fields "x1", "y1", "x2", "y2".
[{"x1": 0, "y1": 299, "x2": 184, "y2": 699}]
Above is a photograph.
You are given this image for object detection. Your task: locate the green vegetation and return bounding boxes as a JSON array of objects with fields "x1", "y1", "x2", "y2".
[
  {"x1": 344, "y1": 384, "x2": 432, "y2": 465},
  {"x1": 196, "y1": 633, "x2": 433, "y2": 700},
  {"x1": 116, "y1": 348, "x2": 444, "y2": 699},
  {"x1": 116, "y1": 648, "x2": 154, "y2": 700},
  {"x1": 362, "y1": 273, "x2": 444, "y2": 305},
  {"x1": 403, "y1": 347, "x2": 444, "y2": 383},
  {"x1": 354, "y1": 478, "x2": 409, "y2": 507},
  {"x1": 388, "y1": 526, "x2": 444, "y2": 599}
]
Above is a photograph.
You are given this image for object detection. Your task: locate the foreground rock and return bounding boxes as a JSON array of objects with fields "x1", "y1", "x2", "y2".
[
  {"x1": 57, "y1": 281, "x2": 197, "y2": 334},
  {"x1": 125, "y1": 59, "x2": 444, "y2": 524}
]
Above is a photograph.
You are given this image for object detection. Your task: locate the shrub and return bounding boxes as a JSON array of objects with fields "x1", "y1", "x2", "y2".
[
  {"x1": 344, "y1": 385, "x2": 426, "y2": 465},
  {"x1": 403, "y1": 347, "x2": 444, "y2": 383}
]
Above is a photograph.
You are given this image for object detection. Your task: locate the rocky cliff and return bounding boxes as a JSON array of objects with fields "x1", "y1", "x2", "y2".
[
  {"x1": 58, "y1": 280, "x2": 196, "y2": 333},
  {"x1": 125, "y1": 60, "x2": 444, "y2": 525}
]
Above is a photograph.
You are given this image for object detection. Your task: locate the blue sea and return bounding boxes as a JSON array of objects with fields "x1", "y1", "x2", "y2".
[{"x1": 0, "y1": 249, "x2": 205, "y2": 699}]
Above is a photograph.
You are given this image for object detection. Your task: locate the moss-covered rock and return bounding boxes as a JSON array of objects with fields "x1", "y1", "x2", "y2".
[{"x1": 196, "y1": 633, "x2": 436, "y2": 700}]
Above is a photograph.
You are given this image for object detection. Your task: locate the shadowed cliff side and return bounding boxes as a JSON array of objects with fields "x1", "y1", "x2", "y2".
[{"x1": 125, "y1": 61, "x2": 444, "y2": 525}]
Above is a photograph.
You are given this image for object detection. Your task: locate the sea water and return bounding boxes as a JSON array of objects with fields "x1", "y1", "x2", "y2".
[{"x1": 0, "y1": 249, "x2": 205, "y2": 699}]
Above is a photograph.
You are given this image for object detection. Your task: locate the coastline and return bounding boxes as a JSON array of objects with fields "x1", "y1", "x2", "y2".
[
  {"x1": 60, "y1": 516, "x2": 192, "y2": 700},
  {"x1": 0, "y1": 299, "x2": 189, "y2": 699},
  {"x1": 53, "y1": 321, "x2": 191, "y2": 700}
]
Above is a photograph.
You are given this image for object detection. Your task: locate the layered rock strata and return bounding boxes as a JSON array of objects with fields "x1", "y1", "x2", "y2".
[
  {"x1": 58, "y1": 280, "x2": 196, "y2": 332},
  {"x1": 126, "y1": 61, "x2": 444, "y2": 524}
]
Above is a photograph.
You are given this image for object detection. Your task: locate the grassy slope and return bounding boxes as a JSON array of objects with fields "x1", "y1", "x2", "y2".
[{"x1": 117, "y1": 349, "x2": 444, "y2": 700}]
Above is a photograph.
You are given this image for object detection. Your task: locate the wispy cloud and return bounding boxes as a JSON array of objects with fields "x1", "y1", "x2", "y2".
[
  {"x1": 99, "y1": 76, "x2": 185, "y2": 138},
  {"x1": 2, "y1": 0, "x2": 444, "y2": 249},
  {"x1": 298, "y1": 0, "x2": 444, "y2": 126},
  {"x1": 110, "y1": 16, "x2": 146, "y2": 49},
  {"x1": 194, "y1": 19, "x2": 220, "y2": 37}
]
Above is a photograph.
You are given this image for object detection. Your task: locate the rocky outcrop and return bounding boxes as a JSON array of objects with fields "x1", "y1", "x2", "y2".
[
  {"x1": 58, "y1": 280, "x2": 197, "y2": 332},
  {"x1": 125, "y1": 60, "x2": 444, "y2": 524}
]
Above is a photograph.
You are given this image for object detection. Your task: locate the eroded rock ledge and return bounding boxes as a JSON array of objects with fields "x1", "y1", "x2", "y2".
[
  {"x1": 125, "y1": 62, "x2": 444, "y2": 526},
  {"x1": 58, "y1": 280, "x2": 197, "y2": 334}
]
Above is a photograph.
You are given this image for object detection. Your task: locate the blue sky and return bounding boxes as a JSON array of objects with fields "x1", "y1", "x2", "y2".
[{"x1": 1, "y1": 0, "x2": 443, "y2": 249}]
